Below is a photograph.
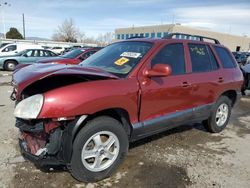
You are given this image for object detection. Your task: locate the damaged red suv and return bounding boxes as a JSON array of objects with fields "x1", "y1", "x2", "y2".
[{"x1": 12, "y1": 33, "x2": 243, "y2": 182}]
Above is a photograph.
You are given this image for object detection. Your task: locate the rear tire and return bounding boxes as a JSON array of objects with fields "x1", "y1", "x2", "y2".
[
  {"x1": 4, "y1": 60, "x2": 17, "y2": 71},
  {"x1": 203, "y1": 96, "x2": 232, "y2": 133},
  {"x1": 70, "y1": 116, "x2": 129, "y2": 182}
]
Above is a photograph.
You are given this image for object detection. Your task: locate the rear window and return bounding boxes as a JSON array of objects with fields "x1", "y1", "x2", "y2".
[{"x1": 214, "y1": 46, "x2": 236, "y2": 68}]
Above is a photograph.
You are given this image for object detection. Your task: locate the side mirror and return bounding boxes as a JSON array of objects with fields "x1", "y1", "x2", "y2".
[
  {"x1": 23, "y1": 54, "x2": 28, "y2": 57},
  {"x1": 144, "y1": 64, "x2": 172, "y2": 78}
]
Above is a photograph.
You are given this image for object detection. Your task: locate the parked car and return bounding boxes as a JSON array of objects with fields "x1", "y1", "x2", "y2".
[
  {"x1": 232, "y1": 52, "x2": 248, "y2": 66},
  {"x1": 61, "y1": 46, "x2": 81, "y2": 55},
  {"x1": 0, "y1": 43, "x2": 43, "y2": 56},
  {"x1": 246, "y1": 55, "x2": 250, "y2": 65},
  {"x1": 0, "y1": 49, "x2": 57, "y2": 71},
  {"x1": 37, "y1": 48, "x2": 100, "y2": 65},
  {"x1": 0, "y1": 42, "x2": 12, "y2": 49},
  {"x1": 12, "y1": 33, "x2": 243, "y2": 182},
  {"x1": 240, "y1": 63, "x2": 250, "y2": 95},
  {"x1": 50, "y1": 46, "x2": 65, "y2": 54}
]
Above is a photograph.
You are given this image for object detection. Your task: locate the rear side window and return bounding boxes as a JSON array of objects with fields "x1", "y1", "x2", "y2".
[
  {"x1": 40, "y1": 50, "x2": 47, "y2": 57},
  {"x1": 207, "y1": 46, "x2": 219, "y2": 70},
  {"x1": 151, "y1": 43, "x2": 185, "y2": 75},
  {"x1": 214, "y1": 47, "x2": 236, "y2": 68},
  {"x1": 188, "y1": 44, "x2": 216, "y2": 73},
  {"x1": 47, "y1": 50, "x2": 57, "y2": 56}
]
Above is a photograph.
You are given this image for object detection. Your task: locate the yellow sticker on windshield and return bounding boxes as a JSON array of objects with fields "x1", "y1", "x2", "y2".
[{"x1": 114, "y1": 57, "x2": 129, "y2": 66}]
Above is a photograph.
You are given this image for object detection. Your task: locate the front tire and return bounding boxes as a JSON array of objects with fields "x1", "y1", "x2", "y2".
[
  {"x1": 203, "y1": 96, "x2": 232, "y2": 133},
  {"x1": 4, "y1": 60, "x2": 17, "y2": 71},
  {"x1": 70, "y1": 116, "x2": 129, "y2": 182}
]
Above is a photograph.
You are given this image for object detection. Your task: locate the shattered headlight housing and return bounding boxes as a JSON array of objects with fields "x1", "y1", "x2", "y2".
[{"x1": 14, "y1": 94, "x2": 44, "y2": 119}]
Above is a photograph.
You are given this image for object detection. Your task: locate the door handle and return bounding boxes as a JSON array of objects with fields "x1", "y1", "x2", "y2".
[
  {"x1": 182, "y1": 81, "x2": 191, "y2": 88},
  {"x1": 218, "y1": 77, "x2": 224, "y2": 83}
]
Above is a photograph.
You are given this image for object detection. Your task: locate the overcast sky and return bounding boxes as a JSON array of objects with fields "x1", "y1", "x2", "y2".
[{"x1": 0, "y1": 0, "x2": 249, "y2": 38}]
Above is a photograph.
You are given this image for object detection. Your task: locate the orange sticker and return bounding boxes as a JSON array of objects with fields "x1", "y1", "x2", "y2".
[{"x1": 114, "y1": 57, "x2": 129, "y2": 66}]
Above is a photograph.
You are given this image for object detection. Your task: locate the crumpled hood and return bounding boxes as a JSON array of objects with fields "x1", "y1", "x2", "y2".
[{"x1": 12, "y1": 63, "x2": 118, "y2": 98}]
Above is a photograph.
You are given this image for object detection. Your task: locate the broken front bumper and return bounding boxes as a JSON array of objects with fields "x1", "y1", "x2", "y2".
[
  {"x1": 16, "y1": 118, "x2": 67, "y2": 167},
  {"x1": 19, "y1": 138, "x2": 64, "y2": 166}
]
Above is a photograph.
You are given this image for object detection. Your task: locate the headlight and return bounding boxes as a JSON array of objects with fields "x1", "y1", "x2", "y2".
[{"x1": 14, "y1": 94, "x2": 44, "y2": 119}]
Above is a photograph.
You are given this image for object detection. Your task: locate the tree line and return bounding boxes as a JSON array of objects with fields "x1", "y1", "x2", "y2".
[{"x1": 3, "y1": 18, "x2": 115, "y2": 46}]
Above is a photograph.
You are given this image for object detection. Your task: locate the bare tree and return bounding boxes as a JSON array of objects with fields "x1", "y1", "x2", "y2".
[
  {"x1": 77, "y1": 32, "x2": 86, "y2": 43},
  {"x1": 52, "y1": 18, "x2": 82, "y2": 42},
  {"x1": 96, "y1": 32, "x2": 115, "y2": 46}
]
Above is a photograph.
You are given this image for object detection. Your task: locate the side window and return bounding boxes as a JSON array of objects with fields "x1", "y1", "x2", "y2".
[
  {"x1": 25, "y1": 50, "x2": 33, "y2": 57},
  {"x1": 151, "y1": 43, "x2": 186, "y2": 75},
  {"x1": 81, "y1": 52, "x2": 90, "y2": 59},
  {"x1": 41, "y1": 50, "x2": 51, "y2": 57},
  {"x1": 81, "y1": 51, "x2": 96, "y2": 60},
  {"x1": 40, "y1": 50, "x2": 45, "y2": 57},
  {"x1": 30, "y1": 50, "x2": 35, "y2": 57},
  {"x1": 188, "y1": 44, "x2": 213, "y2": 73},
  {"x1": 48, "y1": 51, "x2": 57, "y2": 56},
  {"x1": 214, "y1": 46, "x2": 236, "y2": 68},
  {"x1": 89, "y1": 50, "x2": 96, "y2": 56},
  {"x1": 32, "y1": 50, "x2": 40, "y2": 57},
  {"x1": 207, "y1": 46, "x2": 219, "y2": 70},
  {"x1": 2, "y1": 45, "x2": 17, "y2": 52}
]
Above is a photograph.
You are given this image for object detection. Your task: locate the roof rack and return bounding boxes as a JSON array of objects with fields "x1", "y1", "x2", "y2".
[{"x1": 163, "y1": 33, "x2": 220, "y2": 44}]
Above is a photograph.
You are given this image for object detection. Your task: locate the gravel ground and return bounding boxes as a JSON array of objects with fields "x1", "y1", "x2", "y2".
[{"x1": 0, "y1": 70, "x2": 250, "y2": 188}]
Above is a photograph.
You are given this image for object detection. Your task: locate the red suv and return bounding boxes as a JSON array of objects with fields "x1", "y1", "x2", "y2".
[{"x1": 12, "y1": 33, "x2": 243, "y2": 182}]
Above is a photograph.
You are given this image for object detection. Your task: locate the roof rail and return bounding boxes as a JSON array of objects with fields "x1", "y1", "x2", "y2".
[{"x1": 163, "y1": 33, "x2": 220, "y2": 44}]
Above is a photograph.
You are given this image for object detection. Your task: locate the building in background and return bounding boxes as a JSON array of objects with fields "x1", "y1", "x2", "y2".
[
  {"x1": 0, "y1": 38, "x2": 98, "y2": 49},
  {"x1": 115, "y1": 24, "x2": 250, "y2": 52}
]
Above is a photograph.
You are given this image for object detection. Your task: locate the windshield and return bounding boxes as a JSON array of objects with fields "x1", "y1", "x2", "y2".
[
  {"x1": 61, "y1": 49, "x2": 83, "y2": 58},
  {"x1": 80, "y1": 41, "x2": 153, "y2": 77}
]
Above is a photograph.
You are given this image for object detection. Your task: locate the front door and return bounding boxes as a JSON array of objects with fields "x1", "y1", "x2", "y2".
[{"x1": 137, "y1": 43, "x2": 194, "y2": 135}]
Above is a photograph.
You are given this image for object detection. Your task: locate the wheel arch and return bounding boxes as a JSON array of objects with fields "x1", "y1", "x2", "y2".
[
  {"x1": 4, "y1": 59, "x2": 18, "y2": 69},
  {"x1": 219, "y1": 90, "x2": 237, "y2": 107},
  {"x1": 62, "y1": 108, "x2": 132, "y2": 163},
  {"x1": 73, "y1": 108, "x2": 132, "y2": 141}
]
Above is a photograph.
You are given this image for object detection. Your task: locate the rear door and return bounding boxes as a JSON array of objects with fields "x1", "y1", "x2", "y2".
[
  {"x1": 185, "y1": 42, "x2": 224, "y2": 118},
  {"x1": 20, "y1": 50, "x2": 40, "y2": 63}
]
